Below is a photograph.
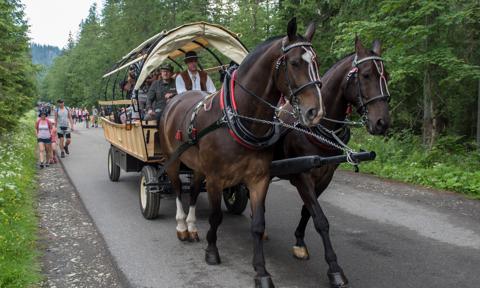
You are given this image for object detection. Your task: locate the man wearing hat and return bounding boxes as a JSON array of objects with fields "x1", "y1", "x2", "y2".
[
  {"x1": 175, "y1": 51, "x2": 216, "y2": 94},
  {"x1": 146, "y1": 63, "x2": 177, "y2": 122}
]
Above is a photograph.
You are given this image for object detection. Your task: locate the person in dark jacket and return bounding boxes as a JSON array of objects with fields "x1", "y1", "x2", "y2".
[{"x1": 146, "y1": 63, "x2": 176, "y2": 122}]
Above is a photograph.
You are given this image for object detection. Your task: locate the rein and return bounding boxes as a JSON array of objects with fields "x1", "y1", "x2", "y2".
[{"x1": 221, "y1": 40, "x2": 322, "y2": 150}]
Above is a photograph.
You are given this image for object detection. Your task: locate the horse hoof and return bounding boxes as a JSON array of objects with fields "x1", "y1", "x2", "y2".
[
  {"x1": 188, "y1": 231, "x2": 200, "y2": 242},
  {"x1": 205, "y1": 247, "x2": 221, "y2": 265},
  {"x1": 292, "y1": 245, "x2": 309, "y2": 260},
  {"x1": 177, "y1": 230, "x2": 189, "y2": 241},
  {"x1": 262, "y1": 231, "x2": 269, "y2": 241},
  {"x1": 254, "y1": 276, "x2": 275, "y2": 288},
  {"x1": 328, "y1": 271, "x2": 349, "y2": 288}
]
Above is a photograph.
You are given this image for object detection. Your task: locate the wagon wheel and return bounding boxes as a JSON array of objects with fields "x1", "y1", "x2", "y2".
[
  {"x1": 223, "y1": 184, "x2": 249, "y2": 215},
  {"x1": 108, "y1": 146, "x2": 120, "y2": 182},
  {"x1": 139, "y1": 166, "x2": 161, "y2": 219}
]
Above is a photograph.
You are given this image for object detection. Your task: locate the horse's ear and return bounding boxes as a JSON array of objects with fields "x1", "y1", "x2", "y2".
[
  {"x1": 287, "y1": 17, "x2": 297, "y2": 42},
  {"x1": 372, "y1": 40, "x2": 382, "y2": 55},
  {"x1": 304, "y1": 22, "x2": 316, "y2": 42},
  {"x1": 355, "y1": 35, "x2": 366, "y2": 55}
]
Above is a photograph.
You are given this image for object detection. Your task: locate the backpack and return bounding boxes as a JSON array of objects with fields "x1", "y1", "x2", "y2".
[{"x1": 35, "y1": 118, "x2": 52, "y2": 132}]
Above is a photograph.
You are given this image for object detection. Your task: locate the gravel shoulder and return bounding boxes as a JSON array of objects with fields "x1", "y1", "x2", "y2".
[{"x1": 36, "y1": 160, "x2": 125, "y2": 288}]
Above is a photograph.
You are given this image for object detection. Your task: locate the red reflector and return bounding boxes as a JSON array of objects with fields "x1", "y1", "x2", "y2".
[{"x1": 175, "y1": 130, "x2": 182, "y2": 141}]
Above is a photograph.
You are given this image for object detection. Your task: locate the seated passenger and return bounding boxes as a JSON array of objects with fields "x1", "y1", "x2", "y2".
[
  {"x1": 146, "y1": 63, "x2": 177, "y2": 123},
  {"x1": 175, "y1": 51, "x2": 216, "y2": 94}
]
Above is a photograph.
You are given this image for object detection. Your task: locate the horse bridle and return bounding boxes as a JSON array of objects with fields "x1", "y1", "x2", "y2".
[
  {"x1": 275, "y1": 41, "x2": 323, "y2": 118},
  {"x1": 346, "y1": 55, "x2": 391, "y2": 118}
]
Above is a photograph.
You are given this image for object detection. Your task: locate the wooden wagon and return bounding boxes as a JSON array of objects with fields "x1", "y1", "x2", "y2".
[{"x1": 100, "y1": 23, "x2": 250, "y2": 219}]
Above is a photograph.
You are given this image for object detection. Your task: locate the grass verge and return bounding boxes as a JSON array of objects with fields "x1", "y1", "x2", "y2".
[
  {"x1": 0, "y1": 111, "x2": 41, "y2": 287},
  {"x1": 342, "y1": 128, "x2": 480, "y2": 199}
]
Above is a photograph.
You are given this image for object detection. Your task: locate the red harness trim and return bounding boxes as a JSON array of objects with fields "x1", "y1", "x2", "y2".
[{"x1": 219, "y1": 70, "x2": 257, "y2": 150}]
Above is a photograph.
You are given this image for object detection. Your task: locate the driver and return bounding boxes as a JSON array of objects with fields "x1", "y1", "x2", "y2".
[{"x1": 175, "y1": 51, "x2": 216, "y2": 94}]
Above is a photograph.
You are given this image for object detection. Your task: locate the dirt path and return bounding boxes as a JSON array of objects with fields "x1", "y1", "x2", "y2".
[{"x1": 37, "y1": 161, "x2": 124, "y2": 288}]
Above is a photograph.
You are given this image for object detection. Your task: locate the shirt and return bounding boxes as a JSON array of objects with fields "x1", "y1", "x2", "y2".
[
  {"x1": 175, "y1": 70, "x2": 216, "y2": 94},
  {"x1": 147, "y1": 79, "x2": 177, "y2": 112}
]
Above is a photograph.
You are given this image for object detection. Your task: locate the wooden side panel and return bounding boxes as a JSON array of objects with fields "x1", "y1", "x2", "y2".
[{"x1": 101, "y1": 117, "x2": 148, "y2": 161}]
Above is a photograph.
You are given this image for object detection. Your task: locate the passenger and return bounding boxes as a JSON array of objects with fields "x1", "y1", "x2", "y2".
[
  {"x1": 35, "y1": 110, "x2": 53, "y2": 168},
  {"x1": 175, "y1": 51, "x2": 216, "y2": 94},
  {"x1": 146, "y1": 63, "x2": 177, "y2": 123}
]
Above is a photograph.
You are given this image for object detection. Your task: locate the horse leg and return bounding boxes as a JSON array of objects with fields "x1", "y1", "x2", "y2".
[
  {"x1": 293, "y1": 174, "x2": 349, "y2": 288},
  {"x1": 248, "y1": 178, "x2": 274, "y2": 288},
  {"x1": 204, "y1": 180, "x2": 223, "y2": 265},
  {"x1": 186, "y1": 171, "x2": 204, "y2": 242},
  {"x1": 167, "y1": 162, "x2": 188, "y2": 241},
  {"x1": 292, "y1": 205, "x2": 312, "y2": 260}
]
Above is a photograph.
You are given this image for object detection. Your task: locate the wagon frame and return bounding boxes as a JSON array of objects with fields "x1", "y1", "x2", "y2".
[{"x1": 100, "y1": 22, "x2": 250, "y2": 219}]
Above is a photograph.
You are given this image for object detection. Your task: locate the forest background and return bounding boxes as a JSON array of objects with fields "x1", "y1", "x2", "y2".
[{"x1": 2, "y1": 0, "x2": 480, "y2": 196}]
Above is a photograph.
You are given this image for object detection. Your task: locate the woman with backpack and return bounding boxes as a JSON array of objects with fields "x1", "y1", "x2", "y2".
[{"x1": 35, "y1": 110, "x2": 53, "y2": 168}]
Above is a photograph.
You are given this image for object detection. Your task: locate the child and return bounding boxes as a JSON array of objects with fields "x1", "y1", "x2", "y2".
[{"x1": 49, "y1": 119, "x2": 58, "y2": 164}]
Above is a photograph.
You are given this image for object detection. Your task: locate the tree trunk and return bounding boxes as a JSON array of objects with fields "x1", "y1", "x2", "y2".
[
  {"x1": 423, "y1": 67, "x2": 434, "y2": 148},
  {"x1": 477, "y1": 79, "x2": 480, "y2": 148}
]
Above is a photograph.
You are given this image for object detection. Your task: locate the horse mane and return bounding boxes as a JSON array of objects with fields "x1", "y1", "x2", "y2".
[
  {"x1": 323, "y1": 48, "x2": 380, "y2": 78},
  {"x1": 322, "y1": 52, "x2": 355, "y2": 79},
  {"x1": 239, "y1": 34, "x2": 308, "y2": 73}
]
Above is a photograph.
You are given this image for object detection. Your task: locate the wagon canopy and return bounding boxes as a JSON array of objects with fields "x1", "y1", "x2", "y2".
[{"x1": 102, "y1": 22, "x2": 248, "y2": 91}]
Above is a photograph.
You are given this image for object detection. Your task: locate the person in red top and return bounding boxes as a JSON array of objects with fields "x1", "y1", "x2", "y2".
[{"x1": 35, "y1": 110, "x2": 53, "y2": 168}]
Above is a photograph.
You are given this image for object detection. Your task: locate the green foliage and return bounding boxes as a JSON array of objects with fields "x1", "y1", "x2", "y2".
[
  {"x1": 0, "y1": 111, "x2": 41, "y2": 287},
  {"x1": 0, "y1": 0, "x2": 37, "y2": 134},
  {"x1": 344, "y1": 129, "x2": 480, "y2": 198},
  {"x1": 37, "y1": 0, "x2": 479, "y2": 195}
]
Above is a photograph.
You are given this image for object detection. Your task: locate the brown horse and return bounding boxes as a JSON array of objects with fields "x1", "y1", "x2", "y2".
[
  {"x1": 159, "y1": 18, "x2": 324, "y2": 287},
  {"x1": 274, "y1": 38, "x2": 390, "y2": 288}
]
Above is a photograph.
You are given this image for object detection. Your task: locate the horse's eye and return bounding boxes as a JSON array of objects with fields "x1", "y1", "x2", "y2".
[
  {"x1": 362, "y1": 73, "x2": 370, "y2": 79},
  {"x1": 290, "y1": 60, "x2": 300, "y2": 67}
]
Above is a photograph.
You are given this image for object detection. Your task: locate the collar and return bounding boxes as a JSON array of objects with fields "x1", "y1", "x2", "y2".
[{"x1": 188, "y1": 70, "x2": 199, "y2": 78}]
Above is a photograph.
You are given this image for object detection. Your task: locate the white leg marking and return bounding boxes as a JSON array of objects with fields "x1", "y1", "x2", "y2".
[
  {"x1": 176, "y1": 198, "x2": 187, "y2": 232},
  {"x1": 186, "y1": 205, "x2": 197, "y2": 232}
]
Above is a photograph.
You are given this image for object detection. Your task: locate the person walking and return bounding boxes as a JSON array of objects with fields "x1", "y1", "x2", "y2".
[
  {"x1": 83, "y1": 107, "x2": 90, "y2": 128},
  {"x1": 35, "y1": 110, "x2": 53, "y2": 168},
  {"x1": 49, "y1": 119, "x2": 58, "y2": 164},
  {"x1": 91, "y1": 106, "x2": 98, "y2": 128},
  {"x1": 54, "y1": 99, "x2": 74, "y2": 158}
]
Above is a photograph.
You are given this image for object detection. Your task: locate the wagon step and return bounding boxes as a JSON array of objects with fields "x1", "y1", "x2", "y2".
[{"x1": 270, "y1": 151, "x2": 376, "y2": 177}]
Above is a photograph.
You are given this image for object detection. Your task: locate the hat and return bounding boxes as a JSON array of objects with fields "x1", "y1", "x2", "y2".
[
  {"x1": 184, "y1": 51, "x2": 199, "y2": 62},
  {"x1": 39, "y1": 110, "x2": 47, "y2": 116},
  {"x1": 159, "y1": 63, "x2": 173, "y2": 72}
]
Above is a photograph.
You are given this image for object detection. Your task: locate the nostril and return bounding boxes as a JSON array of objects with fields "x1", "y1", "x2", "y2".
[
  {"x1": 377, "y1": 119, "x2": 385, "y2": 128},
  {"x1": 306, "y1": 108, "x2": 317, "y2": 120}
]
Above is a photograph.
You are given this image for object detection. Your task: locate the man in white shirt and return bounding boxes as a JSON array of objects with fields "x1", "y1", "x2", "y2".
[{"x1": 175, "y1": 51, "x2": 216, "y2": 94}]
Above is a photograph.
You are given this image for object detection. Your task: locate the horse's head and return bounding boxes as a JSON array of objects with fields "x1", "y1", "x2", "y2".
[
  {"x1": 276, "y1": 18, "x2": 324, "y2": 127},
  {"x1": 346, "y1": 37, "x2": 391, "y2": 135}
]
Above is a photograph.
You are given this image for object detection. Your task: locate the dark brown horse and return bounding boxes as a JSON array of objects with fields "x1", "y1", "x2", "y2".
[
  {"x1": 159, "y1": 18, "x2": 324, "y2": 287},
  {"x1": 274, "y1": 38, "x2": 390, "y2": 288}
]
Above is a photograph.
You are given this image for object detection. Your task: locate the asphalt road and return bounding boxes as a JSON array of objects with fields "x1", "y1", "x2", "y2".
[{"x1": 60, "y1": 125, "x2": 480, "y2": 288}]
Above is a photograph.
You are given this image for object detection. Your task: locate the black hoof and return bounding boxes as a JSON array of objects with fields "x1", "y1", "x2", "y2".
[
  {"x1": 205, "y1": 247, "x2": 221, "y2": 265},
  {"x1": 328, "y1": 271, "x2": 349, "y2": 288},
  {"x1": 254, "y1": 276, "x2": 275, "y2": 288}
]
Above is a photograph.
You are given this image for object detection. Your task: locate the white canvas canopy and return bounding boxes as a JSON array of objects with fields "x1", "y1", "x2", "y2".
[{"x1": 130, "y1": 22, "x2": 248, "y2": 90}]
